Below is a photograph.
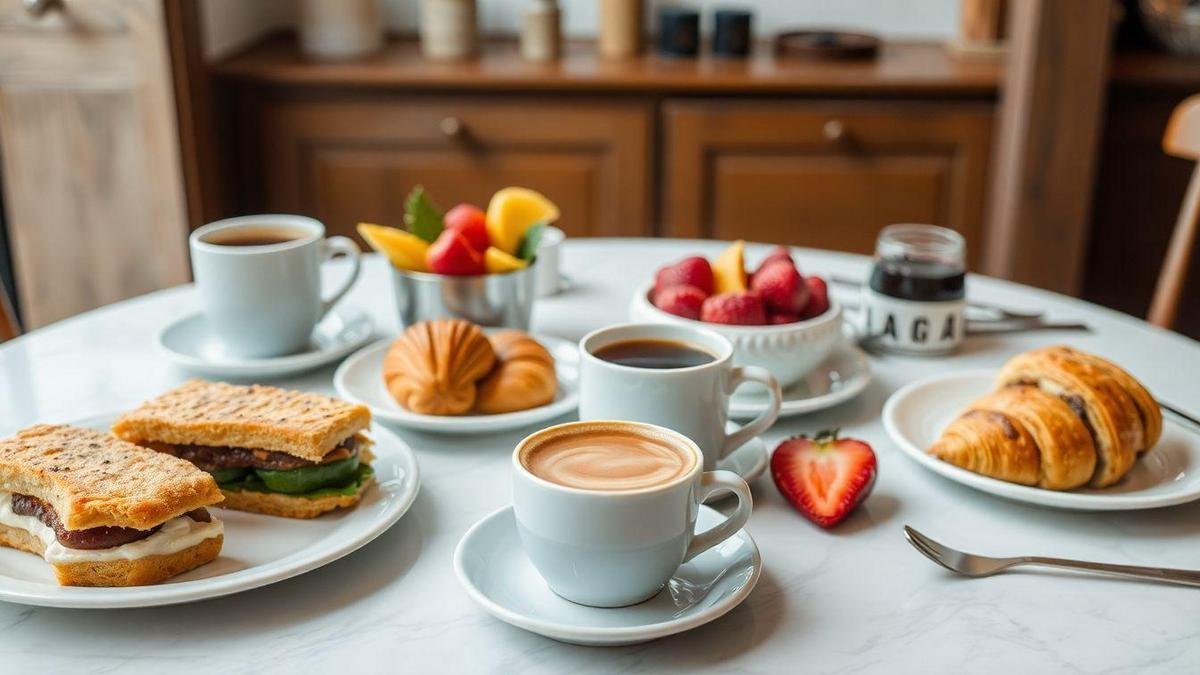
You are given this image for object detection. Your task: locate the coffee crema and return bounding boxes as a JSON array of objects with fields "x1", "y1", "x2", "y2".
[
  {"x1": 592, "y1": 338, "x2": 715, "y2": 370},
  {"x1": 522, "y1": 430, "x2": 695, "y2": 491},
  {"x1": 203, "y1": 227, "x2": 304, "y2": 248}
]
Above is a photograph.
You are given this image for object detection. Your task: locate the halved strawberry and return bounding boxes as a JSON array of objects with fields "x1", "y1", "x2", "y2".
[{"x1": 771, "y1": 430, "x2": 876, "y2": 528}]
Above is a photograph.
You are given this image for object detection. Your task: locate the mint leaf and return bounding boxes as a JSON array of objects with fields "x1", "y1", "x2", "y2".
[
  {"x1": 516, "y1": 221, "x2": 546, "y2": 262},
  {"x1": 220, "y1": 465, "x2": 374, "y2": 501},
  {"x1": 404, "y1": 186, "x2": 444, "y2": 243}
]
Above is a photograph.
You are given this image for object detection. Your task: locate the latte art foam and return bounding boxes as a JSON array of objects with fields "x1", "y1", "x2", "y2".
[{"x1": 523, "y1": 432, "x2": 695, "y2": 491}]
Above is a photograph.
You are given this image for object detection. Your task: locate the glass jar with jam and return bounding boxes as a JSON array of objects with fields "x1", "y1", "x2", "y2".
[{"x1": 861, "y1": 224, "x2": 967, "y2": 354}]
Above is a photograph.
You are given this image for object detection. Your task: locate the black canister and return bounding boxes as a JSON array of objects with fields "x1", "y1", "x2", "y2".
[
  {"x1": 712, "y1": 9, "x2": 752, "y2": 57},
  {"x1": 657, "y1": 6, "x2": 700, "y2": 57}
]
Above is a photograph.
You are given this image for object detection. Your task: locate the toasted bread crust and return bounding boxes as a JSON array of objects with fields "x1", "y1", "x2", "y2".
[
  {"x1": 113, "y1": 380, "x2": 371, "y2": 462},
  {"x1": 0, "y1": 523, "x2": 222, "y2": 587},
  {"x1": 217, "y1": 474, "x2": 374, "y2": 519},
  {"x1": 0, "y1": 425, "x2": 224, "y2": 530}
]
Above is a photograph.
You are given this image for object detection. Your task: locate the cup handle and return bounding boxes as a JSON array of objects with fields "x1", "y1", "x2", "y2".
[
  {"x1": 319, "y1": 236, "x2": 362, "y2": 319},
  {"x1": 718, "y1": 365, "x2": 782, "y2": 460},
  {"x1": 683, "y1": 470, "x2": 753, "y2": 563}
]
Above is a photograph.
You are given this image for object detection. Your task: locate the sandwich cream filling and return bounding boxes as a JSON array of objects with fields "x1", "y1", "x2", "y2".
[{"x1": 0, "y1": 492, "x2": 223, "y2": 564}]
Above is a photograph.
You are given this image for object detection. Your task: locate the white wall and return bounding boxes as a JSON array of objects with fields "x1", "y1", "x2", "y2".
[{"x1": 202, "y1": 0, "x2": 958, "y2": 60}]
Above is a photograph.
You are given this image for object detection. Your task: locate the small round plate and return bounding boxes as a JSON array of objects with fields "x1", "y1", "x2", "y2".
[
  {"x1": 719, "y1": 421, "x2": 768, "y2": 485},
  {"x1": 728, "y1": 341, "x2": 871, "y2": 419},
  {"x1": 883, "y1": 371, "x2": 1200, "y2": 511},
  {"x1": 333, "y1": 335, "x2": 580, "y2": 434},
  {"x1": 0, "y1": 413, "x2": 420, "y2": 608},
  {"x1": 453, "y1": 505, "x2": 761, "y2": 647},
  {"x1": 157, "y1": 304, "x2": 374, "y2": 379}
]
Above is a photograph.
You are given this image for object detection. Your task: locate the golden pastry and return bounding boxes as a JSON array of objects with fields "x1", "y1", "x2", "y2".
[
  {"x1": 383, "y1": 319, "x2": 496, "y2": 415},
  {"x1": 475, "y1": 330, "x2": 557, "y2": 414}
]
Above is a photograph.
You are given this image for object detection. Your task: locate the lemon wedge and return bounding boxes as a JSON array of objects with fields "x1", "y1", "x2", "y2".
[
  {"x1": 486, "y1": 187, "x2": 560, "y2": 254},
  {"x1": 357, "y1": 223, "x2": 430, "y2": 272}
]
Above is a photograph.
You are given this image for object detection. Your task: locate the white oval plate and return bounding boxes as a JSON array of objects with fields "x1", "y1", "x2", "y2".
[
  {"x1": 157, "y1": 304, "x2": 375, "y2": 379},
  {"x1": 454, "y1": 505, "x2": 761, "y2": 646},
  {"x1": 883, "y1": 371, "x2": 1200, "y2": 511},
  {"x1": 729, "y1": 341, "x2": 872, "y2": 419},
  {"x1": 334, "y1": 335, "x2": 580, "y2": 434},
  {"x1": 0, "y1": 413, "x2": 420, "y2": 608}
]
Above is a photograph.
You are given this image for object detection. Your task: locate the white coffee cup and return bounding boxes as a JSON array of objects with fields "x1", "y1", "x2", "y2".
[
  {"x1": 189, "y1": 215, "x2": 362, "y2": 358},
  {"x1": 579, "y1": 323, "x2": 783, "y2": 471},
  {"x1": 512, "y1": 420, "x2": 753, "y2": 607}
]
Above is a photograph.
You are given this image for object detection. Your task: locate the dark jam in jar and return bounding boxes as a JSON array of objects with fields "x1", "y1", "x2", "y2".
[{"x1": 868, "y1": 259, "x2": 966, "y2": 302}]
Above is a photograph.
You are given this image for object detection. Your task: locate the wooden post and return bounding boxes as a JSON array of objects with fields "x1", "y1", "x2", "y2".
[{"x1": 982, "y1": 0, "x2": 1114, "y2": 293}]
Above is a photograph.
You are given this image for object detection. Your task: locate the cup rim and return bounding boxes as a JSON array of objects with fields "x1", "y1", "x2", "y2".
[
  {"x1": 190, "y1": 214, "x2": 324, "y2": 255},
  {"x1": 512, "y1": 420, "x2": 704, "y2": 497},
  {"x1": 579, "y1": 322, "x2": 733, "y2": 375}
]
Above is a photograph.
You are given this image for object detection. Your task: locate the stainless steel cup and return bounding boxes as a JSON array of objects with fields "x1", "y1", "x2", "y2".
[{"x1": 390, "y1": 263, "x2": 537, "y2": 329}]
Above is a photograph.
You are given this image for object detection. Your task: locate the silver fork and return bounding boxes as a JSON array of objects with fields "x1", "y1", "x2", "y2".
[{"x1": 904, "y1": 525, "x2": 1200, "y2": 588}]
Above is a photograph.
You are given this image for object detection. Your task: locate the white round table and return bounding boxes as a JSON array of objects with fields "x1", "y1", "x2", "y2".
[{"x1": 1, "y1": 239, "x2": 1198, "y2": 673}]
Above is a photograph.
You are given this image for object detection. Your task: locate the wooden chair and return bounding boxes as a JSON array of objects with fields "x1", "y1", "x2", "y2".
[
  {"x1": 1150, "y1": 95, "x2": 1200, "y2": 329},
  {"x1": 0, "y1": 284, "x2": 19, "y2": 342}
]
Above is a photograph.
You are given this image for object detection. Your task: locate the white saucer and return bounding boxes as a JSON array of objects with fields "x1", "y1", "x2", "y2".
[
  {"x1": 0, "y1": 412, "x2": 420, "y2": 608},
  {"x1": 334, "y1": 334, "x2": 580, "y2": 434},
  {"x1": 729, "y1": 340, "x2": 871, "y2": 419},
  {"x1": 454, "y1": 505, "x2": 761, "y2": 646},
  {"x1": 157, "y1": 304, "x2": 374, "y2": 379},
  {"x1": 883, "y1": 370, "x2": 1200, "y2": 511},
  {"x1": 719, "y1": 421, "x2": 768, "y2": 485}
]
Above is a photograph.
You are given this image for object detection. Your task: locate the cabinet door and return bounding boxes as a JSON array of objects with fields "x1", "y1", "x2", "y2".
[
  {"x1": 259, "y1": 97, "x2": 652, "y2": 244},
  {"x1": 663, "y1": 101, "x2": 993, "y2": 267}
]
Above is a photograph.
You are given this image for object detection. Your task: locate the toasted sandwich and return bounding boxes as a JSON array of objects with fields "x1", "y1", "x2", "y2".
[
  {"x1": 112, "y1": 380, "x2": 374, "y2": 519},
  {"x1": 0, "y1": 424, "x2": 224, "y2": 587}
]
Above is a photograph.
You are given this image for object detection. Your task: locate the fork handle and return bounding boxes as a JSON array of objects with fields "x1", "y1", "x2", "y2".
[{"x1": 1025, "y1": 556, "x2": 1200, "y2": 587}]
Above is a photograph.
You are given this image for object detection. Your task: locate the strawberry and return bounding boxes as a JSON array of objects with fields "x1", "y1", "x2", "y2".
[
  {"x1": 443, "y1": 204, "x2": 490, "y2": 252},
  {"x1": 655, "y1": 256, "x2": 715, "y2": 296},
  {"x1": 767, "y1": 311, "x2": 800, "y2": 325},
  {"x1": 700, "y1": 292, "x2": 766, "y2": 325},
  {"x1": 771, "y1": 430, "x2": 877, "y2": 528},
  {"x1": 750, "y1": 260, "x2": 810, "y2": 314},
  {"x1": 653, "y1": 284, "x2": 707, "y2": 320},
  {"x1": 756, "y1": 245, "x2": 794, "y2": 273},
  {"x1": 426, "y1": 229, "x2": 486, "y2": 275},
  {"x1": 798, "y1": 276, "x2": 830, "y2": 319}
]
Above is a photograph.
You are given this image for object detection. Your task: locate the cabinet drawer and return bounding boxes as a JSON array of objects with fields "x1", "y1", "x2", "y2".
[
  {"x1": 663, "y1": 101, "x2": 993, "y2": 267},
  {"x1": 259, "y1": 97, "x2": 653, "y2": 243}
]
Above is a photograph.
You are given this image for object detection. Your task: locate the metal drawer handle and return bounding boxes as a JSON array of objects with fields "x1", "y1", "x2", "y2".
[
  {"x1": 440, "y1": 116, "x2": 465, "y2": 139},
  {"x1": 23, "y1": 0, "x2": 62, "y2": 17},
  {"x1": 823, "y1": 119, "x2": 846, "y2": 142}
]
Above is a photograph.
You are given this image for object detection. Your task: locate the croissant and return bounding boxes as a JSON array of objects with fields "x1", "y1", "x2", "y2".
[
  {"x1": 996, "y1": 346, "x2": 1154, "y2": 487},
  {"x1": 383, "y1": 319, "x2": 496, "y2": 415},
  {"x1": 474, "y1": 331, "x2": 557, "y2": 414}
]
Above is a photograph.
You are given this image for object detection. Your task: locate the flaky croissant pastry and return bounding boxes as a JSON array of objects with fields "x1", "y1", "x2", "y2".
[
  {"x1": 383, "y1": 319, "x2": 495, "y2": 415},
  {"x1": 475, "y1": 330, "x2": 557, "y2": 414}
]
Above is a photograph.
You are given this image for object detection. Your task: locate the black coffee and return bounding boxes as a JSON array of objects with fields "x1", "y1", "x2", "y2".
[
  {"x1": 868, "y1": 258, "x2": 966, "y2": 302},
  {"x1": 205, "y1": 228, "x2": 302, "y2": 247},
  {"x1": 594, "y1": 339, "x2": 715, "y2": 369}
]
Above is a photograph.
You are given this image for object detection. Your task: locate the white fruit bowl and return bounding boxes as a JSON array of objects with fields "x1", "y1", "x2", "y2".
[{"x1": 629, "y1": 282, "x2": 844, "y2": 388}]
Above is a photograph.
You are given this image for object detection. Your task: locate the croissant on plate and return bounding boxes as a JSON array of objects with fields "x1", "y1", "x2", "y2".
[
  {"x1": 383, "y1": 319, "x2": 496, "y2": 415},
  {"x1": 928, "y1": 345, "x2": 1161, "y2": 490},
  {"x1": 475, "y1": 330, "x2": 557, "y2": 414}
]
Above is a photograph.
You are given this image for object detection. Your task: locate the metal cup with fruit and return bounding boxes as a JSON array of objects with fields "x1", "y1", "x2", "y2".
[{"x1": 359, "y1": 186, "x2": 559, "y2": 330}]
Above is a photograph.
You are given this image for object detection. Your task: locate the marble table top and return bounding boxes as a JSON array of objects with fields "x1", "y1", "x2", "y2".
[{"x1": 1, "y1": 238, "x2": 1198, "y2": 674}]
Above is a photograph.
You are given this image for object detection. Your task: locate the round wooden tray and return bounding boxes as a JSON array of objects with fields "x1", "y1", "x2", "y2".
[{"x1": 773, "y1": 30, "x2": 880, "y2": 60}]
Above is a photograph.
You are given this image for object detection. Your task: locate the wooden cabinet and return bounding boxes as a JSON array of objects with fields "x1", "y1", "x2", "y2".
[
  {"x1": 257, "y1": 97, "x2": 652, "y2": 243},
  {"x1": 663, "y1": 101, "x2": 994, "y2": 267}
]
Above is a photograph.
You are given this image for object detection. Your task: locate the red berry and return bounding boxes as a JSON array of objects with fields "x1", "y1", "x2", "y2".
[
  {"x1": 756, "y1": 245, "x2": 794, "y2": 273},
  {"x1": 653, "y1": 284, "x2": 707, "y2": 320},
  {"x1": 767, "y1": 311, "x2": 800, "y2": 325},
  {"x1": 700, "y1": 292, "x2": 766, "y2": 325},
  {"x1": 443, "y1": 204, "x2": 490, "y2": 252},
  {"x1": 654, "y1": 256, "x2": 714, "y2": 296},
  {"x1": 750, "y1": 260, "x2": 810, "y2": 314},
  {"x1": 798, "y1": 276, "x2": 830, "y2": 319},
  {"x1": 426, "y1": 229, "x2": 486, "y2": 275},
  {"x1": 771, "y1": 430, "x2": 877, "y2": 528}
]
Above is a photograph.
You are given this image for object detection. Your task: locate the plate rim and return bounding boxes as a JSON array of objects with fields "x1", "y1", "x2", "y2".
[
  {"x1": 333, "y1": 335, "x2": 580, "y2": 434},
  {"x1": 882, "y1": 370, "x2": 1200, "y2": 511},
  {"x1": 156, "y1": 304, "x2": 375, "y2": 375},
  {"x1": 452, "y1": 504, "x2": 762, "y2": 645},
  {"x1": 728, "y1": 341, "x2": 872, "y2": 419},
  {"x1": 0, "y1": 411, "x2": 421, "y2": 608}
]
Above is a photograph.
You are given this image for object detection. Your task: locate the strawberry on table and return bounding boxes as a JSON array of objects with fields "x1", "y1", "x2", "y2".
[
  {"x1": 798, "y1": 276, "x2": 830, "y2": 320},
  {"x1": 771, "y1": 430, "x2": 877, "y2": 528},
  {"x1": 427, "y1": 229, "x2": 486, "y2": 275},
  {"x1": 700, "y1": 292, "x2": 766, "y2": 325},
  {"x1": 751, "y1": 260, "x2": 810, "y2": 314},
  {"x1": 653, "y1": 284, "x2": 708, "y2": 320},
  {"x1": 654, "y1": 256, "x2": 714, "y2": 296},
  {"x1": 444, "y1": 204, "x2": 490, "y2": 252}
]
